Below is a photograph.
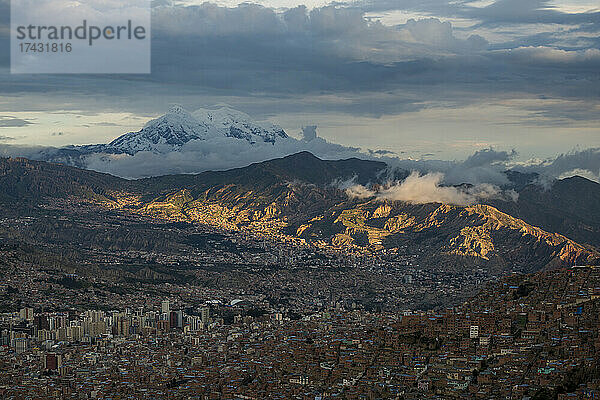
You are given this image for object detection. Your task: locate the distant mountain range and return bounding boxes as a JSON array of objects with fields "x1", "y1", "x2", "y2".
[
  {"x1": 489, "y1": 175, "x2": 600, "y2": 248},
  {"x1": 34, "y1": 105, "x2": 289, "y2": 167},
  {"x1": 1, "y1": 152, "x2": 598, "y2": 275}
]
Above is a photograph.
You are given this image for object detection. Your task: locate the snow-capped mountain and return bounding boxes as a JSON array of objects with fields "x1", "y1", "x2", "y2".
[
  {"x1": 106, "y1": 105, "x2": 217, "y2": 155},
  {"x1": 192, "y1": 106, "x2": 288, "y2": 145},
  {"x1": 38, "y1": 105, "x2": 289, "y2": 163}
]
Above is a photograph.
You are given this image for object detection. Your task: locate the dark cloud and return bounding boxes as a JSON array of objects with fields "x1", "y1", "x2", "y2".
[
  {"x1": 0, "y1": 1, "x2": 597, "y2": 138},
  {"x1": 0, "y1": 117, "x2": 33, "y2": 127},
  {"x1": 369, "y1": 149, "x2": 397, "y2": 156},
  {"x1": 442, "y1": 149, "x2": 516, "y2": 185},
  {"x1": 462, "y1": 0, "x2": 600, "y2": 25},
  {"x1": 360, "y1": 0, "x2": 600, "y2": 26},
  {"x1": 382, "y1": 149, "x2": 507, "y2": 185},
  {"x1": 300, "y1": 125, "x2": 318, "y2": 141},
  {"x1": 148, "y1": 5, "x2": 487, "y2": 94},
  {"x1": 462, "y1": 148, "x2": 517, "y2": 169},
  {"x1": 516, "y1": 148, "x2": 600, "y2": 182}
]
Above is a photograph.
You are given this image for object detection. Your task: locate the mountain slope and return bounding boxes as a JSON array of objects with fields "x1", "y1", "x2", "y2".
[
  {"x1": 34, "y1": 105, "x2": 291, "y2": 166},
  {"x1": 1, "y1": 154, "x2": 598, "y2": 273},
  {"x1": 137, "y1": 151, "x2": 386, "y2": 191},
  {"x1": 489, "y1": 176, "x2": 600, "y2": 247},
  {"x1": 0, "y1": 157, "x2": 126, "y2": 204},
  {"x1": 141, "y1": 183, "x2": 595, "y2": 272}
]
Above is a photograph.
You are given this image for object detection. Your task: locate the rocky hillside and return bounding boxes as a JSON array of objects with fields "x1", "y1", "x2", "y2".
[
  {"x1": 490, "y1": 175, "x2": 600, "y2": 247},
  {"x1": 0, "y1": 157, "x2": 126, "y2": 204},
  {"x1": 133, "y1": 183, "x2": 598, "y2": 273},
  {"x1": 1, "y1": 153, "x2": 598, "y2": 273}
]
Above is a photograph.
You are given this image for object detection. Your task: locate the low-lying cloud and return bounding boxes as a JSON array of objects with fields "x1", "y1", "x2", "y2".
[
  {"x1": 341, "y1": 171, "x2": 518, "y2": 206},
  {"x1": 382, "y1": 148, "x2": 518, "y2": 186},
  {"x1": 514, "y1": 148, "x2": 600, "y2": 184},
  {"x1": 2, "y1": 138, "x2": 598, "y2": 196},
  {"x1": 558, "y1": 168, "x2": 600, "y2": 183},
  {"x1": 77, "y1": 135, "x2": 362, "y2": 179}
]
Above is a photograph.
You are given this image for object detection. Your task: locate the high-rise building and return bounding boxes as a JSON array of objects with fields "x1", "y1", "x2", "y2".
[
  {"x1": 157, "y1": 319, "x2": 170, "y2": 332},
  {"x1": 13, "y1": 337, "x2": 28, "y2": 354},
  {"x1": 201, "y1": 306, "x2": 210, "y2": 324},
  {"x1": 111, "y1": 313, "x2": 131, "y2": 337},
  {"x1": 470, "y1": 325, "x2": 479, "y2": 339},
  {"x1": 162, "y1": 300, "x2": 170, "y2": 314},
  {"x1": 176, "y1": 310, "x2": 183, "y2": 328},
  {"x1": 169, "y1": 311, "x2": 179, "y2": 330},
  {"x1": 34, "y1": 315, "x2": 49, "y2": 331},
  {"x1": 188, "y1": 315, "x2": 202, "y2": 331},
  {"x1": 49, "y1": 314, "x2": 67, "y2": 331},
  {"x1": 19, "y1": 307, "x2": 34, "y2": 321},
  {"x1": 67, "y1": 325, "x2": 83, "y2": 341}
]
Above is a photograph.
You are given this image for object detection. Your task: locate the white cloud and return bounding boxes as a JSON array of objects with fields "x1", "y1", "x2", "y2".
[
  {"x1": 83, "y1": 133, "x2": 363, "y2": 178},
  {"x1": 341, "y1": 171, "x2": 518, "y2": 206},
  {"x1": 558, "y1": 168, "x2": 600, "y2": 182},
  {"x1": 517, "y1": 148, "x2": 600, "y2": 180},
  {"x1": 380, "y1": 171, "x2": 480, "y2": 205}
]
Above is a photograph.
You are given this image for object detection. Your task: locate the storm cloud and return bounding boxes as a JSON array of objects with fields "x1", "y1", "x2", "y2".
[
  {"x1": 0, "y1": 116, "x2": 33, "y2": 127},
  {"x1": 0, "y1": 1, "x2": 598, "y2": 116},
  {"x1": 0, "y1": 0, "x2": 598, "y2": 163}
]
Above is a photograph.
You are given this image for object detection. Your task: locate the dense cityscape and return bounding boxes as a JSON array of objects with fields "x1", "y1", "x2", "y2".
[
  {"x1": 0, "y1": 207, "x2": 497, "y2": 314},
  {"x1": 1, "y1": 266, "x2": 599, "y2": 399},
  {"x1": 2, "y1": 0, "x2": 600, "y2": 397}
]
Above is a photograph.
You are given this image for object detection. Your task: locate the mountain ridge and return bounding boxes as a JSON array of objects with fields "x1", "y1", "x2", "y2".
[
  {"x1": 33, "y1": 105, "x2": 291, "y2": 166},
  {"x1": 489, "y1": 175, "x2": 600, "y2": 247},
  {"x1": 1, "y1": 153, "x2": 598, "y2": 274}
]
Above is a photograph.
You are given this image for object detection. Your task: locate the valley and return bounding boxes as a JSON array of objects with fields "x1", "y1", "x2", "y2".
[{"x1": 1, "y1": 152, "x2": 599, "y2": 315}]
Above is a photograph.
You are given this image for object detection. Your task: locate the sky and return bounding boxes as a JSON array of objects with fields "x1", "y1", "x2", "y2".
[{"x1": 0, "y1": 0, "x2": 599, "y2": 163}]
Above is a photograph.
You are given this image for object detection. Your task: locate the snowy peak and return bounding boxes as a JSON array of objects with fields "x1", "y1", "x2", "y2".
[
  {"x1": 34, "y1": 105, "x2": 292, "y2": 167},
  {"x1": 101, "y1": 105, "x2": 288, "y2": 155},
  {"x1": 106, "y1": 105, "x2": 215, "y2": 155},
  {"x1": 192, "y1": 105, "x2": 253, "y2": 125},
  {"x1": 163, "y1": 104, "x2": 188, "y2": 116},
  {"x1": 192, "y1": 106, "x2": 288, "y2": 144}
]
